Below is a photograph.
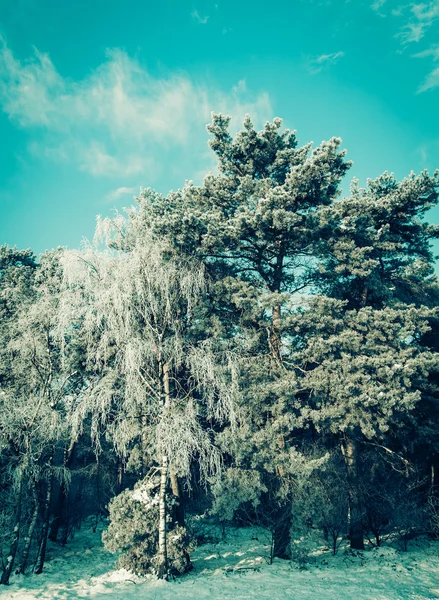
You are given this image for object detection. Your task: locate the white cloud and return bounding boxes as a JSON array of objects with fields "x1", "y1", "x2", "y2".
[
  {"x1": 80, "y1": 143, "x2": 155, "y2": 177},
  {"x1": 372, "y1": 2, "x2": 439, "y2": 92},
  {"x1": 0, "y1": 39, "x2": 272, "y2": 180},
  {"x1": 371, "y1": 0, "x2": 386, "y2": 14},
  {"x1": 414, "y1": 45, "x2": 439, "y2": 91},
  {"x1": 414, "y1": 45, "x2": 439, "y2": 60},
  {"x1": 416, "y1": 139, "x2": 439, "y2": 164},
  {"x1": 105, "y1": 186, "x2": 138, "y2": 203},
  {"x1": 401, "y1": 22, "x2": 426, "y2": 42},
  {"x1": 399, "y1": 1, "x2": 439, "y2": 43},
  {"x1": 412, "y1": 1, "x2": 439, "y2": 22},
  {"x1": 232, "y1": 79, "x2": 246, "y2": 94},
  {"x1": 191, "y1": 10, "x2": 209, "y2": 24},
  {"x1": 307, "y1": 51, "x2": 345, "y2": 75},
  {"x1": 417, "y1": 65, "x2": 439, "y2": 91}
]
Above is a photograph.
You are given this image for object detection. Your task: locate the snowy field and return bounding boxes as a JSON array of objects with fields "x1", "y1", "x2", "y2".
[{"x1": 2, "y1": 522, "x2": 439, "y2": 600}]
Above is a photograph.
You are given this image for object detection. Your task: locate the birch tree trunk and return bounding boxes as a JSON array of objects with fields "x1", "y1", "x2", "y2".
[
  {"x1": 34, "y1": 456, "x2": 54, "y2": 574},
  {"x1": 117, "y1": 457, "x2": 124, "y2": 494},
  {"x1": 141, "y1": 414, "x2": 149, "y2": 478},
  {"x1": 0, "y1": 471, "x2": 24, "y2": 585},
  {"x1": 17, "y1": 479, "x2": 39, "y2": 575},
  {"x1": 157, "y1": 453, "x2": 168, "y2": 580},
  {"x1": 163, "y1": 361, "x2": 185, "y2": 528},
  {"x1": 342, "y1": 436, "x2": 364, "y2": 550}
]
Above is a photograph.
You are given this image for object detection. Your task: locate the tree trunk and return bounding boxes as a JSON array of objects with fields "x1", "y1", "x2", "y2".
[
  {"x1": 273, "y1": 506, "x2": 292, "y2": 559},
  {"x1": 341, "y1": 436, "x2": 364, "y2": 550},
  {"x1": 268, "y1": 248, "x2": 284, "y2": 362},
  {"x1": 49, "y1": 439, "x2": 75, "y2": 542},
  {"x1": 162, "y1": 363, "x2": 186, "y2": 527},
  {"x1": 117, "y1": 457, "x2": 124, "y2": 494},
  {"x1": 34, "y1": 457, "x2": 54, "y2": 574},
  {"x1": 17, "y1": 479, "x2": 39, "y2": 575},
  {"x1": 170, "y1": 472, "x2": 185, "y2": 528},
  {"x1": 0, "y1": 471, "x2": 24, "y2": 585},
  {"x1": 157, "y1": 453, "x2": 168, "y2": 580},
  {"x1": 141, "y1": 414, "x2": 149, "y2": 478},
  {"x1": 269, "y1": 304, "x2": 282, "y2": 362}
]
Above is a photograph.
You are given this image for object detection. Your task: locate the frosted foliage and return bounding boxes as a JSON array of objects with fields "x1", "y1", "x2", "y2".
[
  {"x1": 0, "y1": 250, "x2": 71, "y2": 486},
  {"x1": 58, "y1": 216, "x2": 235, "y2": 482},
  {"x1": 187, "y1": 342, "x2": 240, "y2": 426},
  {"x1": 103, "y1": 475, "x2": 191, "y2": 576},
  {"x1": 135, "y1": 114, "x2": 351, "y2": 300},
  {"x1": 155, "y1": 400, "x2": 221, "y2": 483},
  {"x1": 211, "y1": 469, "x2": 268, "y2": 521},
  {"x1": 289, "y1": 298, "x2": 438, "y2": 438}
]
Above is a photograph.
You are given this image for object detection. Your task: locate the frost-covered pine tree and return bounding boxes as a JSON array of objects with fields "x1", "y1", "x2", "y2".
[
  {"x1": 313, "y1": 169, "x2": 439, "y2": 548},
  {"x1": 139, "y1": 113, "x2": 351, "y2": 355},
  {"x1": 285, "y1": 297, "x2": 438, "y2": 549},
  {"x1": 132, "y1": 114, "x2": 352, "y2": 558},
  {"x1": 318, "y1": 170, "x2": 439, "y2": 309}
]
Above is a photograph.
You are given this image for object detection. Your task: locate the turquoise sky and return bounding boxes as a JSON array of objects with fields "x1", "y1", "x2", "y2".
[{"x1": 0, "y1": 0, "x2": 438, "y2": 255}]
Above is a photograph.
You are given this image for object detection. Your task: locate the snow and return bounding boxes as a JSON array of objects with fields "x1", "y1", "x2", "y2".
[{"x1": 2, "y1": 521, "x2": 439, "y2": 599}]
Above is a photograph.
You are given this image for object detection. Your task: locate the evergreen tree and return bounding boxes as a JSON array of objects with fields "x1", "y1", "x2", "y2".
[
  {"x1": 314, "y1": 169, "x2": 439, "y2": 548},
  {"x1": 131, "y1": 114, "x2": 353, "y2": 557}
]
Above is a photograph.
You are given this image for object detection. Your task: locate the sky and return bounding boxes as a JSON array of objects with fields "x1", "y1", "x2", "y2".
[{"x1": 0, "y1": 0, "x2": 438, "y2": 256}]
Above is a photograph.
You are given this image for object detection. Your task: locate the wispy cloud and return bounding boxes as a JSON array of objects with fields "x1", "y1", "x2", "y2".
[
  {"x1": 371, "y1": 0, "x2": 387, "y2": 15},
  {"x1": 416, "y1": 139, "x2": 439, "y2": 165},
  {"x1": 191, "y1": 10, "x2": 209, "y2": 24},
  {"x1": 0, "y1": 37, "x2": 272, "y2": 179},
  {"x1": 417, "y1": 67, "x2": 439, "y2": 92},
  {"x1": 414, "y1": 45, "x2": 439, "y2": 60},
  {"x1": 370, "y1": 2, "x2": 439, "y2": 92},
  {"x1": 105, "y1": 186, "x2": 138, "y2": 203},
  {"x1": 307, "y1": 51, "x2": 344, "y2": 75},
  {"x1": 232, "y1": 79, "x2": 246, "y2": 94},
  {"x1": 399, "y1": 1, "x2": 439, "y2": 43},
  {"x1": 414, "y1": 45, "x2": 439, "y2": 91}
]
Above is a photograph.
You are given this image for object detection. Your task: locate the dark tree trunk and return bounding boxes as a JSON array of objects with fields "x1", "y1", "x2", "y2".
[
  {"x1": 273, "y1": 504, "x2": 292, "y2": 559},
  {"x1": 269, "y1": 304, "x2": 282, "y2": 362},
  {"x1": 267, "y1": 248, "x2": 284, "y2": 363},
  {"x1": 170, "y1": 472, "x2": 185, "y2": 528},
  {"x1": 169, "y1": 471, "x2": 191, "y2": 572},
  {"x1": 17, "y1": 478, "x2": 39, "y2": 575},
  {"x1": 0, "y1": 471, "x2": 24, "y2": 585},
  {"x1": 342, "y1": 436, "x2": 364, "y2": 550},
  {"x1": 34, "y1": 457, "x2": 54, "y2": 574},
  {"x1": 49, "y1": 440, "x2": 75, "y2": 542}
]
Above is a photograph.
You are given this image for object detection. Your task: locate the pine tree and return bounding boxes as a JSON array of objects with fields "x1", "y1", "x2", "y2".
[
  {"x1": 131, "y1": 114, "x2": 352, "y2": 558},
  {"x1": 313, "y1": 169, "x2": 439, "y2": 548}
]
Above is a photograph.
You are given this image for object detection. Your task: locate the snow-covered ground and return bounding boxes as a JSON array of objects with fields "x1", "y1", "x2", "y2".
[{"x1": 2, "y1": 521, "x2": 439, "y2": 599}]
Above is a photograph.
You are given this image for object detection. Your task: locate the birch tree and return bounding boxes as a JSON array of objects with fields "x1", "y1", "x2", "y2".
[
  {"x1": 59, "y1": 216, "x2": 237, "y2": 578},
  {"x1": 0, "y1": 249, "x2": 78, "y2": 583}
]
